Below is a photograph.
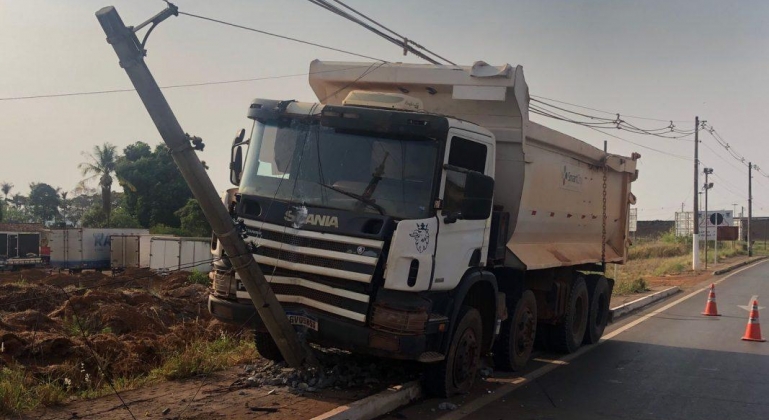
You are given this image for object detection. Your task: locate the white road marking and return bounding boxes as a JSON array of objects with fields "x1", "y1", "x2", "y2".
[{"x1": 437, "y1": 259, "x2": 769, "y2": 420}]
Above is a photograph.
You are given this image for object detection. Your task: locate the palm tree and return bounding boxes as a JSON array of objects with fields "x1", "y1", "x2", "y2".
[
  {"x1": 1, "y1": 182, "x2": 12, "y2": 201},
  {"x1": 79, "y1": 143, "x2": 118, "y2": 225}
]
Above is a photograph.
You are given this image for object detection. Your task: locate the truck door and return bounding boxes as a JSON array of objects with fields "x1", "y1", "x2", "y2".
[{"x1": 431, "y1": 133, "x2": 492, "y2": 291}]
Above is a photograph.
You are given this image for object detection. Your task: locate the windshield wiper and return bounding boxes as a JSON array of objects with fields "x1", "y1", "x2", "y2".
[{"x1": 317, "y1": 183, "x2": 386, "y2": 215}]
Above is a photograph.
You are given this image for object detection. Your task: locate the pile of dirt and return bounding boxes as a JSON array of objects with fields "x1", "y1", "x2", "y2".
[{"x1": 0, "y1": 268, "x2": 230, "y2": 382}]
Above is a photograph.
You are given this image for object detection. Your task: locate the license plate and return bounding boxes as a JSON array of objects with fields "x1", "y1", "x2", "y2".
[{"x1": 286, "y1": 312, "x2": 318, "y2": 331}]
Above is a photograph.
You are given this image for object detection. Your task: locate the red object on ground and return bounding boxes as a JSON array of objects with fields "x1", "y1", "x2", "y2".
[
  {"x1": 742, "y1": 299, "x2": 766, "y2": 342},
  {"x1": 702, "y1": 284, "x2": 721, "y2": 316}
]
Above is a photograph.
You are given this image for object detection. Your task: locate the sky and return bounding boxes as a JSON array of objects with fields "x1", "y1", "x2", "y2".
[{"x1": 1, "y1": 0, "x2": 768, "y2": 221}]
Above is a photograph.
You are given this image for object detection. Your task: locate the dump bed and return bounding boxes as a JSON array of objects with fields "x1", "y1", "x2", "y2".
[{"x1": 309, "y1": 60, "x2": 638, "y2": 270}]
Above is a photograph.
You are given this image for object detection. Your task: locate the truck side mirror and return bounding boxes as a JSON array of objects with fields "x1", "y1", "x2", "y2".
[
  {"x1": 460, "y1": 171, "x2": 494, "y2": 220},
  {"x1": 229, "y1": 129, "x2": 246, "y2": 186}
]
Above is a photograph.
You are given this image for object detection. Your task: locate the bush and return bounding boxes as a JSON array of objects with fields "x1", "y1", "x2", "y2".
[{"x1": 187, "y1": 269, "x2": 208, "y2": 286}]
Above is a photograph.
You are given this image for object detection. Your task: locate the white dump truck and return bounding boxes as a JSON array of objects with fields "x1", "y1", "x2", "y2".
[{"x1": 208, "y1": 60, "x2": 639, "y2": 396}]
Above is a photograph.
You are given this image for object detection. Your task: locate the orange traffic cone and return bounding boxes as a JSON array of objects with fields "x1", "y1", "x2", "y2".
[
  {"x1": 742, "y1": 299, "x2": 765, "y2": 342},
  {"x1": 702, "y1": 284, "x2": 721, "y2": 316}
]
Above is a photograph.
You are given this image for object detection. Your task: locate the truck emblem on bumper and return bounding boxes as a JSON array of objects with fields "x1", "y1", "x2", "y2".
[{"x1": 409, "y1": 223, "x2": 430, "y2": 253}]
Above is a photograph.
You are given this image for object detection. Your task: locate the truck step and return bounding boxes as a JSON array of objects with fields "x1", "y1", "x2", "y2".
[
  {"x1": 417, "y1": 352, "x2": 445, "y2": 363},
  {"x1": 428, "y1": 313, "x2": 449, "y2": 323}
]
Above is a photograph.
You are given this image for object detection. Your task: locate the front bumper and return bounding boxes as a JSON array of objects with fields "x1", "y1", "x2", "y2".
[{"x1": 209, "y1": 294, "x2": 432, "y2": 360}]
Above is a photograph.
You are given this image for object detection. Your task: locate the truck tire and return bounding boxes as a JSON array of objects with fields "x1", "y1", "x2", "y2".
[
  {"x1": 423, "y1": 306, "x2": 483, "y2": 397},
  {"x1": 254, "y1": 331, "x2": 284, "y2": 362},
  {"x1": 583, "y1": 275, "x2": 611, "y2": 345},
  {"x1": 550, "y1": 276, "x2": 589, "y2": 354},
  {"x1": 493, "y1": 290, "x2": 537, "y2": 371}
]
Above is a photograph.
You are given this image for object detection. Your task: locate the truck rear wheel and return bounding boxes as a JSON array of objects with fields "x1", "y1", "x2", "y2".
[
  {"x1": 583, "y1": 275, "x2": 611, "y2": 344},
  {"x1": 550, "y1": 276, "x2": 589, "y2": 353},
  {"x1": 423, "y1": 306, "x2": 482, "y2": 397},
  {"x1": 493, "y1": 290, "x2": 537, "y2": 371},
  {"x1": 254, "y1": 331, "x2": 284, "y2": 362}
]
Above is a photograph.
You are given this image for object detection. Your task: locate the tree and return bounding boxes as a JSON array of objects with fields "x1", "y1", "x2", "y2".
[
  {"x1": 175, "y1": 199, "x2": 212, "y2": 237},
  {"x1": 81, "y1": 205, "x2": 141, "y2": 228},
  {"x1": 79, "y1": 143, "x2": 118, "y2": 224},
  {"x1": 116, "y1": 142, "x2": 193, "y2": 228},
  {"x1": 28, "y1": 183, "x2": 60, "y2": 223},
  {"x1": 1, "y1": 182, "x2": 12, "y2": 201}
]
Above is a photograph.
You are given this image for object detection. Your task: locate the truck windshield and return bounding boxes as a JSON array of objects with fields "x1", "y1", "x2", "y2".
[{"x1": 240, "y1": 120, "x2": 438, "y2": 219}]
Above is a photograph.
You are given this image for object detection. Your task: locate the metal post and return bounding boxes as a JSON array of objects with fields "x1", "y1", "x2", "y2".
[
  {"x1": 749, "y1": 162, "x2": 753, "y2": 257},
  {"x1": 693, "y1": 117, "x2": 700, "y2": 270},
  {"x1": 704, "y1": 170, "x2": 709, "y2": 269},
  {"x1": 95, "y1": 6, "x2": 313, "y2": 367}
]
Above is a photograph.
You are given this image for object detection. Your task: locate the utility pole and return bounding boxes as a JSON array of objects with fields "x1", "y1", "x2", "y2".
[
  {"x1": 95, "y1": 5, "x2": 313, "y2": 367},
  {"x1": 749, "y1": 162, "x2": 753, "y2": 257},
  {"x1": 703, "y1": 168, "x2": 713, "y2": 269},
  {"x1": 693, "y1": 116, "x2": 701, "y2": 270}
]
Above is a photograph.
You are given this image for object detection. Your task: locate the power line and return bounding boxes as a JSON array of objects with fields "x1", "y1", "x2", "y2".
[
  {"x1": 177, "y1": 11, "x2": 388, "y2": 62},
  {"x1": 0, "y1": 66, "x2": 374, "y2": 102},
  {"x1": 530, "y1": 94, "x2": 690, "y2": 123},
  {"x1": 306, "y1": 0, "x2": 455, "y2": 65},
  {"x1": 529, "y1": 108, "x2": 691, "y2": 161}
]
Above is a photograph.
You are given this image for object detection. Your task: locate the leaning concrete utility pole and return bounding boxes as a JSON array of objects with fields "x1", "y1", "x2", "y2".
[
  {"x1": 95, "y1": 5, "x2": 312, "y2": 367},
  {"x1": 692, "y1": 116, "x2": 701, "y2": 270}
]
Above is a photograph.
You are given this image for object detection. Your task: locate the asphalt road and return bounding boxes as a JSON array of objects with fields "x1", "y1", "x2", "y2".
[{"x1": 388, "y1": 261, "x2": 769, "y2": 420}]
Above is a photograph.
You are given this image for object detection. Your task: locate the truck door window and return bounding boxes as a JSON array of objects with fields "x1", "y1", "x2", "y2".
[
  {"x1": 444, "y1": 137, "x2": 487, "y2": 214},
  {"x1": 448, "y1": 137, "x2": 487, "y2": 173}
]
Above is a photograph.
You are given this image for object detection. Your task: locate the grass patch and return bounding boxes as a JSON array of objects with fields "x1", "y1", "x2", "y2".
[
  {"x1": 0, "y1": 366, "x2": 68, "y2": 415},
  {"x1": 152, "y1": 333, "x2": 256, "y2": 380},
  {"x1": 0, "y1": 332, "x2": 256, "y2": 415},
  {"x1": 629, "y1": 242, "x2": 688, "y2": 260},
  {"x1": 187, "y1": 269, "x2": 208, "y2": 286},
  {"x1": 613, "y1": 277, "x2": 649, "y2": 295},
  {"x1": 62, "y1": 315, "x2": 110, "y2": 337}
]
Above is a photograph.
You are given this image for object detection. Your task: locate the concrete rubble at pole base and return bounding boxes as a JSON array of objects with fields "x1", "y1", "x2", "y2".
[{"x1": 238, "y1": 349, "x2": 416, "y2": 394}]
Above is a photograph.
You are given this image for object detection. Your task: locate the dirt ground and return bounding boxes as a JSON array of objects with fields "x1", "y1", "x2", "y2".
[
  {"x1": 0, "y1": 268, "x2": 228, "y2": 381},
  {"x1": 28, "y1": 366, "x2": 368, "y2": 420},
  {"x1": 0, "y1": 268, "x2": 415, "y2": 420}
]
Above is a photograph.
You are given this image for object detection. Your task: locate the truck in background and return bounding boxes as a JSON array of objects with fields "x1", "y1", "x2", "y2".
[
  {"x1": 0, "y1": 223, "x2": 48, "y2": 271},
  {"x1": 148, "y1": 236, "x2": 212, "y2": 274},
  {"x1": 50, "y1": 228, "x2": 149, "y2": 271},
  {"x1": 208, "y1": 60, "x2": 639, "y2": 396}
]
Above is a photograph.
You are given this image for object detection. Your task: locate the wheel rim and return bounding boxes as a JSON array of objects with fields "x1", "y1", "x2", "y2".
[
  {"x1": 453, "y1": 328, "x2": 479, "y2": 386},
  {"x1": 514, "y1": 306, "x2": 535, "y2": 357}
]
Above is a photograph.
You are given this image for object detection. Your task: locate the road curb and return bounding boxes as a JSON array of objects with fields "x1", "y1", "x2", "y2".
[
  {"x1": 609, "y1": 286, "x2": 680, "y2": 322},
  {"x1": 310, "y1": 381, "x2": 422, "y2": 420},
  {"x1": 712, "y1": 256, "x2": 768, "y2": 275}
]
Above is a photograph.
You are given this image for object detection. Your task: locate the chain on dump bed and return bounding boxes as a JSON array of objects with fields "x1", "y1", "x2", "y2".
[{"x1": 602, "y1": 160, "x2": 608, "y2": 267}]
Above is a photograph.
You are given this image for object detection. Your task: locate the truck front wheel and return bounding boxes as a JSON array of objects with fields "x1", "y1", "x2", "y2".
[
  {"x1": 493, "y1": 290, "x2": 537, "y2": 371},
  {"x1": 550, "y1": 276, "x2": 589, "y2": 353},
  {"x1": 254, "y1": 331, "x2": 284, "y2": 362},
  {"x1": 423, "y1": 306, "x2": 483, "y2": 397}
]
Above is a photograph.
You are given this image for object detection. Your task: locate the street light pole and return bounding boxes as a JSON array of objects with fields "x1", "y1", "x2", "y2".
[
  {"x1": 703, "y1": 168, "x2": 713, "y2": 269},
  {"x1": 693, "y1": 117, "x2": 701, "y2": 270}
]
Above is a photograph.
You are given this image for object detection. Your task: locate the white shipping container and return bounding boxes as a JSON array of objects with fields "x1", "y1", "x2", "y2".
[
  {"x1": 149, "y1": 236, "x2": 211, "y2": 273},
  {"x1": 50, "y1": 228, "x2": 148, "y2": 270}
]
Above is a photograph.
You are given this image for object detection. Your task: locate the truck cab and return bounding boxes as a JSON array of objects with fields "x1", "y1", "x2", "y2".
[{"x1": 209, "y1": 92, "x2": 499, "y2": 395}]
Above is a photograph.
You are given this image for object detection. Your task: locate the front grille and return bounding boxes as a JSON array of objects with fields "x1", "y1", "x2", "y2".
[
  {"x1": 240, "y1": 221, "x2": 385, "y2": 322},
  {"x1": 248, "y1": 227, "x2": 381, "y2": 254},
  {"x1": 255, "y1": 247, "x2": 375, "y2": 275},
  {"x1": 260, "y1": 264, "x2": 370, "y2": 294},
  {"x1": 271, "y1": 283, "x2": 369, "y2": 315}
]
